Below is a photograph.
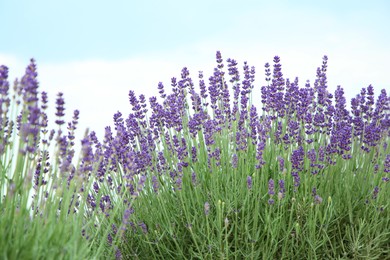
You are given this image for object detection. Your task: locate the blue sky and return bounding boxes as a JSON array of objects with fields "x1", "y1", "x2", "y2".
[{"x1": 1, "y1": 0, "x2": 389, "y2": 141}]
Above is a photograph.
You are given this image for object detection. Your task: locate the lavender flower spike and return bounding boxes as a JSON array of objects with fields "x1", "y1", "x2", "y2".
[
  {"x1": 268, "y1": 179, "x2": 275, "y2": 205},
  {"x1": 247, "y1": 176, "x2": 252, "y2": 190},
  {"x1": 268, "y1": 179, "x2": 275, "y2": 196}
]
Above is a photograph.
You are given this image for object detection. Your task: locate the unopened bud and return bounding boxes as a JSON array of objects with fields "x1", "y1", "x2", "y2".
[
  {"x1": 278, "y1": 192, "x2": 283, "y2": 201},
  {"x1": 224, "y1": 217, "x2": 229, "y2": 227}
]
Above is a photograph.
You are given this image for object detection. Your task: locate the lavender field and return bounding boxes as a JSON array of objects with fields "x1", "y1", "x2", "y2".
[{"x1": 0, "y1": 52, "x2": 389, "y2": 259}]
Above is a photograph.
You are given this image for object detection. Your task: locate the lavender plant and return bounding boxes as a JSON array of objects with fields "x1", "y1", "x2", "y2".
[
  {"x1": 1, "y1": 52, "x2": 389, "y2": 259},
  {"x1": 94, "y1": 52, "x2": 389, "y2": 259},
  {"x1": 0, "y1": 61, "x2": 120, "y2": 259}
]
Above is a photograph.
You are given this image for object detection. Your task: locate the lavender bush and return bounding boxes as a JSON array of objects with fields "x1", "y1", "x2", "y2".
[
  {"x1": 0, "y1": 61, "x2": 120, "y2": 259},
  {"x1": 1, "y1": 52, "x2": 389, "y2": 259}
]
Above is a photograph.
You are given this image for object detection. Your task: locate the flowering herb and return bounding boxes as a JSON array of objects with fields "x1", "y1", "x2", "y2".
[{"x1": 0, "y1": 53, "x2": 389, "y2": 259}]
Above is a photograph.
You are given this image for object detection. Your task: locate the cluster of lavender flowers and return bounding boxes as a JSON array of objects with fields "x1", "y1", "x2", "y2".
[
  {"x1": 96, "y1": 52, "x2": 388, "y2": 193},
  {"x1": 70, "y1": 52, "x2": 389, "y2": 227},
  {"x1": 1, "y1": 52, "x2": 389, "y2": 257}
]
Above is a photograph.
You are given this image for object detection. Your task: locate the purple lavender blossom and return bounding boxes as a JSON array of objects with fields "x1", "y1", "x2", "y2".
[
  {"x1": 55, "y1": 92, "x2": 65, "y2": 126},
  {"x1": 175, "y1": 175, "x2": 183, "y2": 191},
  {"x1": 0, "y1": 65, "x2": 9, "y2": 97},
  {"x1": 227, "y1": 58, "x2": 240, "y2": 117},
  {"x1": 268, "y1": 179, "x2": 275, "y2": 196},
  {"x1": 198, "y1": 71, "x2": 208, "y2": 101},
  {"x1": 277, "y1": 156, "x2": 284, "y2": 171},
  {"x1": 138, "y1": 222, "x2": 148, "y2": 234},
  {"x1": 291, "y1": 171, "x2": 301, "y2": 190},
  {"x1": 314, "y1": 195, "x2": 323, "y2": 204},
  {"x1": 20, "y1": 59, "x2": 39, "y2": 104},
  {"x1": 152, "y1": 175, "x2": 159, "y2": 193},
  {"x1": 278, "y1": 179, "x2": 285, "y2": 199},
  {"x1": 115, "y1": 247, "x2": 122, "y2": 260},
  {"x1": 191, "y1": 146, "x2": 198, "y2": 163},
  {"x1": 247, "y1": 176, "x2": 252, "y2": 190},
  {"x1": 157, "y1": 82, "x2": 166, "y2": 99},
  {"x1": 255, "y1": 140, "x2": 266, "y2": 168},
  {"x1": 212, "y1": 148, "x2": 221, "y2": 166},
  {"x1": 122, "y1": 207, "x2": 134, "y2": 229},
  {"x1": 191, "y1": 171, "x2": 197, "y2": 186},
  {"x1": 312, "y1": 187, "x2": 317, "y2": 197},
  {"x1": 372, "y1": 186, "x2": 379, "y2": 200},
  {"x1": 291, "y1": 146, "x2": 305, "y2": 172},
  {"x1": 107, "y1": 233, "x2": 113, "y2": 246},
  {"x1": 137, "y1": 175, "x2": 146, "y2": 192},
  {"x1": 232, "y1": 153, "x2": 238, "y2": 168},
  {"x1": 384, "y1": 154, "x2": 390, "y2": 173},
  {"x1": 249, "y1": 105, "x2": 259, "y2": 144}
]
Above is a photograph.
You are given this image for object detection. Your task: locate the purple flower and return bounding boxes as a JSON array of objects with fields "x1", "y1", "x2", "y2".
[
  {"x1": 227, "y1": 58, "x2": 240, "y2": 117},
  {"x1": 263, "y1": 56, "x2": 285, "y2": 117},
  {"x1": 312, "y1": 187, "x2": 317, "y2": 197},
  {"x1": 278, "y1": 180, "x2": 285, "y2": 199},
  {"x1": 268, "y1": 179, "x2": 275, "y2": 196},
  {"x1": 55, "y1": 92, "x2": 65, "y2": 126},
  {"x1": 152, "y1": 175, "x2": 159, "y2": 193},
  {"x1": 277, "y1": 156, "x2": 284, "y2": 171},
  {"x1": 307, "y1": 149, "x2": 317, "y2": 166},
  {"x1": 191, "y1": 146, "x2": 198, "y2": 163},
  {"x1": 175, "y1": 175, "x2": 183, "y2": 191},
  {"x1": 288, "y1": 120, "x2": 300, "y2": 142},
  {"x1": 318, "y1": 146, "x2": 325, "y2": 162},
  {"x1": 20, "y1": 59, "x2": 39, "y2": 104},
  {"x1": 99, "y1": 195, "x2": 112, "y2": 216},
  {"x1": 157, "y1": 82, "x2": 166, "y2": 99},
  {"x1": 115, "y1": 247, "x2": 122, "y2": 260},
  {"x1": 137, "y1": 175, "x2": 146, "y2": 192},
  {"x1": 107, "y1": 233, "x2": 113, "y2": 246},
  {"x1": 372, "y1": 186, "x2": 379, "y2": 200},
  {"x1": 198, "y1": 71, "x2": 208, "y2": 101},
  {"x1": 191, "y1": 171, "x2": 197, "y2": 186},
  {"x1": 255, "y1": 140, "x2": 266, "y2": 168},
  {"x1": 291, "y1": 171, "x2": 300, "y2": 190},
  {"x1": 0, "y1": 65, "x2": 9, "y2": 96},
  {"x1": 314, "y1": 195, "x2": 323, "y2": 204},
  {"x1": 87, "y1": 193, "x2": 97, "y2": 209},
  {"x1": 334, "y1": 85, "x2": 350, "y2": 123},
  {"x1": 122, "y1": 207, "x2": 134, "y2": 229},
  {"x1": 232, "y1": 153, "x2": 238, "y2": 168},
  {"x1": 138, "y1": 222, "x2": 148, "y2": 234},
  {"x1": 247, "y1": 176, "x2": 252, "y2": 190},
  {"x1": 40, "y1": 91, "x2": 48, "y2": 110},
  {"x1": 212, "y1": 148, "x2": 221, "y2": 166},
  {"x1": 249, "y1": 105, "x2": 259, "y2": 144},
  {"x1": 384, "y1": 154, "x2": 390, "y2": 173},
  {"x1": 373, "y1": 89, "x2": 388, "y2": 126},
  {"x1": 291, "y1": 146, "x2": 305, "y2": 172},
  {"x1": 240, "y1": 61, "x2": 253, "y2": 111}
]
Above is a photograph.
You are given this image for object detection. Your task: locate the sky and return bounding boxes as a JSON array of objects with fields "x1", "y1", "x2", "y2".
[{"x1": 1, "y1": 0, "x2": 389, "y2": 144}]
